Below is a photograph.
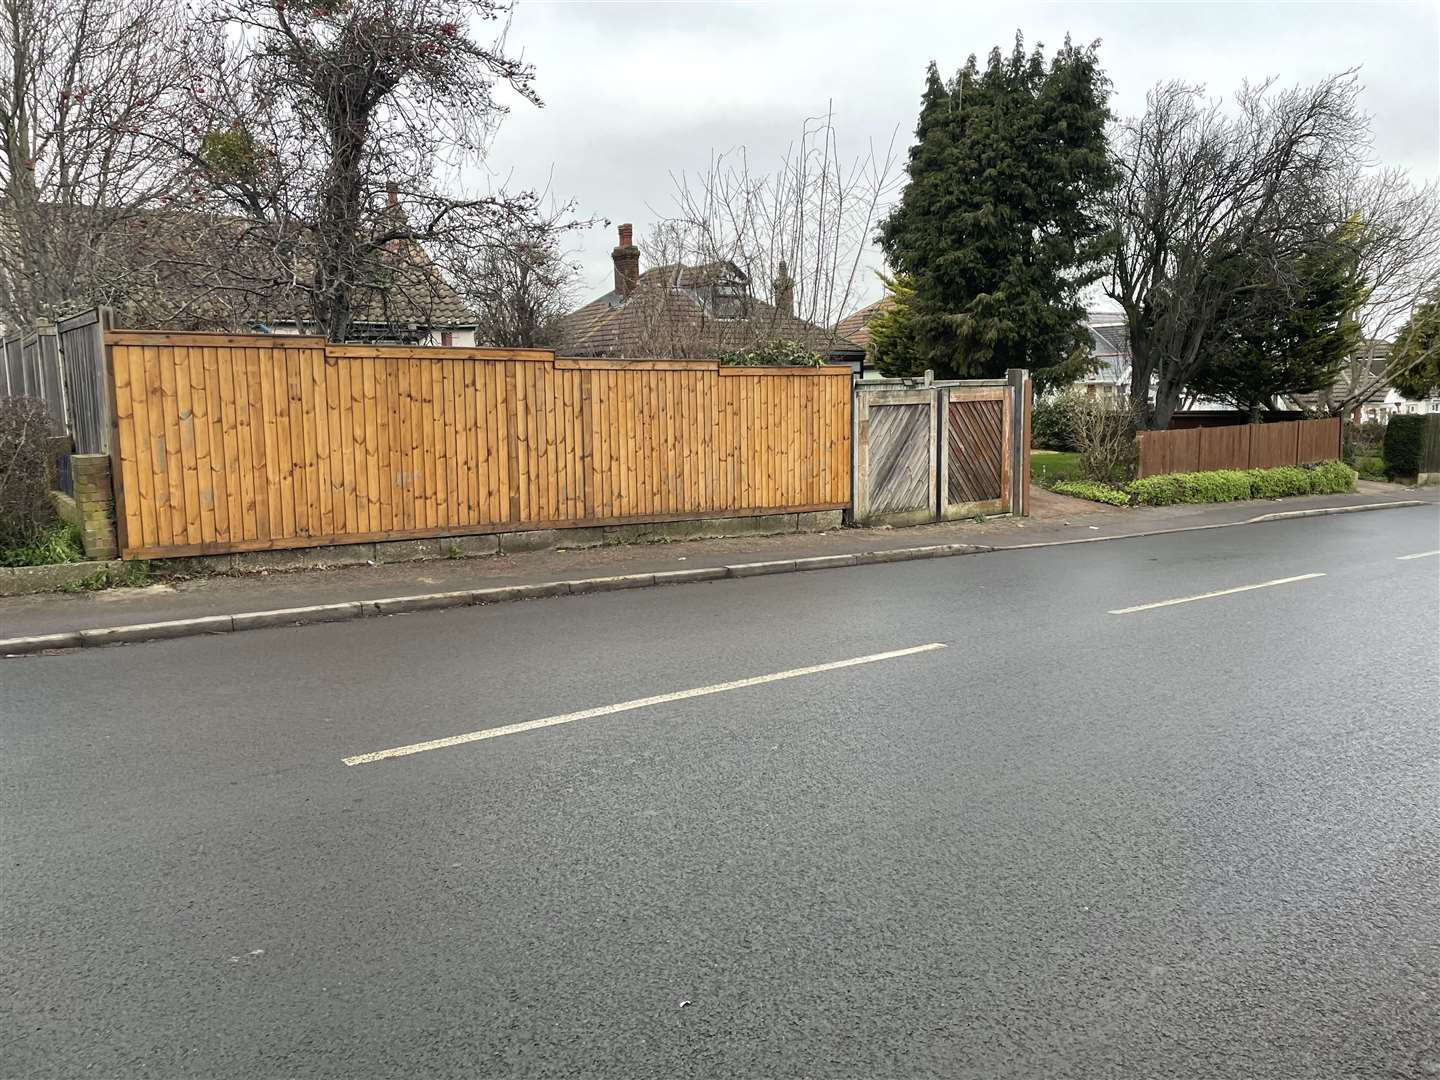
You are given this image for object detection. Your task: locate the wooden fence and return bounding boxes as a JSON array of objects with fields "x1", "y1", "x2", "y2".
[
  {"x1": 57, "y1": 308, "x2": 114, "y2": 454},
  {"x1": 852, "y1": 371, "x2": 1032, "y2": 526},
  {"x1": 1, "y1": 309, "x2": 114, "y2": 453},
  {"x1": 1421, "y1": 414, "x2": 1440, "y2": 478},
  {"x1": 2, "y1": 325, "x2": 66, "y2": 428},
  {"x1": 105, "y1": 331, "x2": 852, "y2": 559},
  {"x1": 1136, "y1": 417, "x2": 1342, "y2": 478}
]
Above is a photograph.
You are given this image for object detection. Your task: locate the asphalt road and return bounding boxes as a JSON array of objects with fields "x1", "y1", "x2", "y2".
[{"x1": 4, "y1": 506, "x2": 1438, "y2": 1079}]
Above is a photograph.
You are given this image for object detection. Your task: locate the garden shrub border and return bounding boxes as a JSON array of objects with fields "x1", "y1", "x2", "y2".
[{"x1": 1051, "y1": 462, "x2": 1358, "y2": 507}]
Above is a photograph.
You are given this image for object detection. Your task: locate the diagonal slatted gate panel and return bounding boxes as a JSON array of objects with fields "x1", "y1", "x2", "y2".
[
  {"x1": 868, "y1": 402, "x2": 933, "y2": 514},
  {"x1": 947, "y1": 399, "x2": 1004, "y2": 503}
]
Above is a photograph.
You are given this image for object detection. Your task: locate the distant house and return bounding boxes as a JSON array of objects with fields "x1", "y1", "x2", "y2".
[
  {"x1": 1082, "y1": 311, "x2": 1131, "y2": 400},
  {"x1": 1286, "y1": 343, "x2": 1440, "y2": 421},
  {"x1": 833, "y1": 302, "x2": 1138, "y2": 391},
  {"x1": 558, "y1": 224, "x2": 863, "y2": 367},
  {"x1": 8, "y1": 190, "x2": 480, "y2": 345}
]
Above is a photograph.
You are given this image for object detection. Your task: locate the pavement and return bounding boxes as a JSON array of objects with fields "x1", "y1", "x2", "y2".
[
  {"x1": 3, "y1": 502, "x2": 1438, "y2": 1078},
  {"x1": 0, "y1": 480, "x2": 1432, "y2": 639}
]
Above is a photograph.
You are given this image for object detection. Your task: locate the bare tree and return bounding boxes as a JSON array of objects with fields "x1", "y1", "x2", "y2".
[
  {"x1": 0, "y1": 0, "x2": 192, "y2": 327},
  {"x1": 1315, "y1": 167, "x2": 1440, "y2": 415},
  {"x1": 148, "y1": 0, "x2": 565, "y2": 341},
  {"x1": 1106, "y1": 74, "x2": 1368, "y2": 428},
  {"x1": 634, "y1": 108, "x2": 901, "y2": 357},
  {"x1": 451, "y1": 209, "x2": 580, "y2": 348}
]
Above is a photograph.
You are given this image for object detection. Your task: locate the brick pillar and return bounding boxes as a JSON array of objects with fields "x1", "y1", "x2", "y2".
[{"x1": 71, "y1": 454, "x2": 118, "y2": 559}]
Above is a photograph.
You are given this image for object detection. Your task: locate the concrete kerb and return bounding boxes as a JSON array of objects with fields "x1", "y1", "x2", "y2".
[
  {"x1": 1246, "y1": 500, "x2": 1425, "y2": 523},
  {"x1": 0, "y1": 498, "x2": 1428, "y2": 657}
]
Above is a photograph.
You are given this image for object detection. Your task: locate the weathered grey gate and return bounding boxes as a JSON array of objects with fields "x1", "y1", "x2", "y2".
[{"x1": 854, "y1": 370, "x2": 1031, "y2": 526}]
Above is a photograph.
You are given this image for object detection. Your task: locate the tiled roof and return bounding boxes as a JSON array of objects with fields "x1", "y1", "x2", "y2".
[
  {"x1": 558, "y1": 270, "x2": 861, "y2": 361},
  {"x1": 835, "y1": 297, "x2": 895, "y2": 349}
]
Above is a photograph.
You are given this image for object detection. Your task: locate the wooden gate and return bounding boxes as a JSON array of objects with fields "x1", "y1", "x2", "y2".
[
  {"x1": 852, "y1": 387, "x2": 938, "y2": 526},
  {"x1": 854, "y1": 371, "x2": 1031, "y2": 525},
  {"x1": 941, "y1": 385, "x2": 1010, "y2": 518}
]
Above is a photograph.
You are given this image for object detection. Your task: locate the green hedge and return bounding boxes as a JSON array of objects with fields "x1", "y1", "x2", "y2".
[
  {"x1": 1050, "y1": 463, "x2": 1359, "y2": 507},
  {"x1": 1383, "y1": 414, "x2": 1425, "y2": 478},
  {"x1": 1246, "y1": 466, "x2": 1313, "y2": 499},
  {"x1": 1051, "y1": 479, "x2": 1131, "y2": 506},
  {"x1": 1128, "y1": 469, "x2": 1253, "y2": 506},
  {"x1": 1128, "y1": 462, "x2": 1356, "y2": 506}
]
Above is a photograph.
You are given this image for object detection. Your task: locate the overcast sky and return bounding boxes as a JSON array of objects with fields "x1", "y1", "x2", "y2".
[{"x1": 479, "y1": 0, "x2": 1440, "y2": 317}]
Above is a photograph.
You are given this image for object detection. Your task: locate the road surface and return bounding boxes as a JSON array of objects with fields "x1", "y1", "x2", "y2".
[{"x1": 4, "y1": 506, "x2": 1438, "y2": 1078}]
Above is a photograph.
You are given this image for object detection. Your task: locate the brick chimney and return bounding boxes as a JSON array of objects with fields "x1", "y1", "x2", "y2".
[
  {"x1": 774, "y1": 259, "x2": 795, "y2": 317},
  {"x1": 386, "y1": 181, "x2": 399, "y2": 208},
  {"x1": 612, "y1": 222, "x2": 640, "y2": 297}
]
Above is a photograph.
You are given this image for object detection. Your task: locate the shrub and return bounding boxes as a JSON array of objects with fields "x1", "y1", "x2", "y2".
[
  {"x1": 1032, "y1": 389, "x2": 1085, "y2": 451},
  {"x1": 1343, "y1": 418, "x2": 1386, "y2": 464},
  {"x1": 1129, "y1": 469, "x2": 1252, "y2": 506},
  {"x1": 0, "y1": 397, "x2": 59, "y2": 551},
  {"x1": 1247, "y1": 466, "x2": 1313, "y2": 499},
  {"x1": 1355, "y1": 454, "x2": 1385, "y2": 480},
  {"x1": 1052, "y1": 479, "x2": 1131, "y2": 506},
  {"x1": 1302, "y1": 459, "x2": 1358, "y2": 494},
  {"x1": 1067, "y1": 394, "x2": 1139, "y2": 483},
  {"x1": 717, "y1": 340, "x2": 824, "y2": 367},
  {"x1": 1382, "y1": 414, "x2": 1425, "y2": 478}
]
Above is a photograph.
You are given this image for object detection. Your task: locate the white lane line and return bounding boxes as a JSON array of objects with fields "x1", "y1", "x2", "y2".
[
  {"x1": 1108, "y1": 573, "x2": 1326, "y2": 615},
  {"x1": 343, "y1": 643, "x2": 948, "y2": 766},
  {"x1": 1396, "y1": 550, "x2": 1439, "y2": 560}
]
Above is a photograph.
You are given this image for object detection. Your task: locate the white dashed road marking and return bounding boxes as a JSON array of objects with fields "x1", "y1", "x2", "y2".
[
  {"x1": 1396, "y1": 550, "x2": 1439, "y2": 561},
  {"x1": 343, "y1": 643, "x2": 949, "y2": 765},
  {"x1": 1108, "y1": 573, "x2": 1327, "y2": 615}
]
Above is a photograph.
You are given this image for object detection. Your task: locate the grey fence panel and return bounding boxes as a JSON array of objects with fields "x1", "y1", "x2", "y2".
[
  {"x1": 57, "y1": 308, "x2": 113, "y2": 453},
  {"x1": 2, "y1": 328, "x2": 66, "y2": 425},
  {"x1": 33, "y1": 329, "x2": 68, "y2": 427},
  {"x1": 2, "y1": 334, "x2": 23, "y2": 397},
  {"x1": 1, "y1": 309, "x2": 114, "y2": 452}
]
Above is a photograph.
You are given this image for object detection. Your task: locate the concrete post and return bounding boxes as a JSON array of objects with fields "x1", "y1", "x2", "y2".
[{"x1": 70, "y1": 454, "x2": 118, "y2": 559}]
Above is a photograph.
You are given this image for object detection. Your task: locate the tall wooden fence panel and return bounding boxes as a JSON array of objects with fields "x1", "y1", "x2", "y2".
[
  {"x1": 105, "y1": 333, "x2": 852, "y2": 559},
  {"x1": 1137, "y1": 418, "x2": 1341, "y2": 478},
  {"x1": 1, "y1": 326, "x2": 67, "y2": 427},
  {"x1": 58, "y1": 308, "x2": 114, "y2": 453}
]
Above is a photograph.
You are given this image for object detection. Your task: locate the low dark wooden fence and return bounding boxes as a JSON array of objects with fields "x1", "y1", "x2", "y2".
[
  {"x1": 1421, "y1": 414, "x2": 1440, "y2": 478},
  {"x1": 1137, "y1": 418, "x2": 1342, "y2": 478}
]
